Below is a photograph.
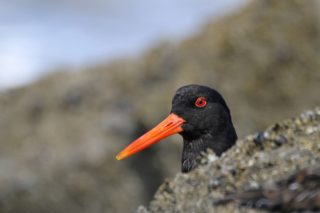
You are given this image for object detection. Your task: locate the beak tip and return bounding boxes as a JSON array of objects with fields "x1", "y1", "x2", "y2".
[
  {"x1": 116, "y1": 152, "x2": 127, "y2": 160},
  {"x1": 115, "y1": 113, "x2": 185, "y2": 161}
]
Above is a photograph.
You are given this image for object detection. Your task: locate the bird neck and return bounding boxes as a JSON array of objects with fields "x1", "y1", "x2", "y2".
[
  {"x1": 181, "y1": 127, "x2": 237, "y2": 173},
  {"x1": 181, "y1": 137, "x2": 208, "y2": 173}
]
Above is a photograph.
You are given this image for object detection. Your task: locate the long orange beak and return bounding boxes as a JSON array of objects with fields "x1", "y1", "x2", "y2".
[{"x1": 116, "y1": 113, "x2": 185, "y2": 160}]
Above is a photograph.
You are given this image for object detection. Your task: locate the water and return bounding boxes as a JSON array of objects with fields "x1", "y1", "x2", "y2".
[{"x1": 0, "y1": 0, "x2": 246, "y2": 89}]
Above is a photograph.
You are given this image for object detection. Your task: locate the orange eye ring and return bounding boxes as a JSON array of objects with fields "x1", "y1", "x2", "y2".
[{"x1": 195, "y1": 97, "x2": 207, "y2": 108}]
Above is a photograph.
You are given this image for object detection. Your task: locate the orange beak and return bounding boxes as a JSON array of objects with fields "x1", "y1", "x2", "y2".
[{"x1": 116, "y1": 113, "x2": 185, "y2": 160}]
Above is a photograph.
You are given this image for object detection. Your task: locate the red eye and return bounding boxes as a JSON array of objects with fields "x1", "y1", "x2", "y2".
[{"x1": 195, "y1": 97, "x2": 207, "y2": 108}]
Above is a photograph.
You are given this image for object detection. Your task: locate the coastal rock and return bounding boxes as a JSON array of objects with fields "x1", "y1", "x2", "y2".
[
  {"x1": 0, "y1": 0, "x2": 320, "y2": 212},
  {"x1": 140, "y1": 108, "x2": 320, "y2": 212}
]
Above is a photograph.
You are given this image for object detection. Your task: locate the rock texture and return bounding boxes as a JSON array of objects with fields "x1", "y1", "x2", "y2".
[
  {"x1": 140, "y1": 108, "x2": 320, "y2": 213},
  {"x1": 0, "y1": 0, "x2": 320, "y2": 212}
]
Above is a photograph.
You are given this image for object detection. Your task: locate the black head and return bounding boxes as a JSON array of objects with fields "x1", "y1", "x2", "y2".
[
  {"x1": 116, "y1": 84, "x2": 237, "y2": 173},
  {"x1": 171, "y1": 85, "x2": 237, "y2": 172}
]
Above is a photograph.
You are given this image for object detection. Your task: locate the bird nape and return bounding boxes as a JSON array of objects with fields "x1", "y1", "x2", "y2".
[{"x1": 116, "y1": 84, "x2": 237, "y2": 173}]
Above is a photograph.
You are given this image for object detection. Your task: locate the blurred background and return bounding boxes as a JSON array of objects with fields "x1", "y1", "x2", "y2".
[
  {"x1": 0, "y1": 0, "x2": 245, "y2": 89},
  {"x1": 0, "y1": 0, "x2": 320, "y2": 212}
]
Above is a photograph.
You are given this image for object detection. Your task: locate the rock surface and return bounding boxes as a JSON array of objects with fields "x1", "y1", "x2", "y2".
[
  {"x1": 140, "y1": 108, "x2": 320, "y2": 212},
  {"x1": 0, "y1": 0, "x2": 320, "y2": 212}
]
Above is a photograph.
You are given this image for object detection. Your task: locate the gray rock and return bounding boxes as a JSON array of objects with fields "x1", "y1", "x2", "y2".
[
  {"x1": 141, "y1": 108, "x2": 320, "y2": 212},
  {"x1": 0, "y1": 0, "x2": 320, "y2": 212}
]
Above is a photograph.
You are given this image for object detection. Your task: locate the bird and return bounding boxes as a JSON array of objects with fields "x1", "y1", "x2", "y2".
[{"x1": 116, "y1": 84, "x2": 237, "y2": 173}]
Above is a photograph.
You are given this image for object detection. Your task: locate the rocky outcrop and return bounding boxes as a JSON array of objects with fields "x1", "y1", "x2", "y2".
[
  {"x1": 139, "y1": 108, "x2": 320, "y2": 212},
  {"x1": 0, "y1": 0, "x2": 320, "y2": 212}
]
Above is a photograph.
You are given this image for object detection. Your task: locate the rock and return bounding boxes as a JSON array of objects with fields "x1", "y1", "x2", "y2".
[
  {"x1": 216, "y1": 166, "x2": 320, "y2": 212},
  {"x1": 0, "y1": 0, "x2": 320, "y2": 212},
  {"x1": 140, "y1": 108, "x2": 320, "y2": 212}
]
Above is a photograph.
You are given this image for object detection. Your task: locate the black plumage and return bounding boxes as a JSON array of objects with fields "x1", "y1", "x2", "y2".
[
  {"x1": 116, "y1": 84, "x2": 237, "y2": 173},
  {"x1": 171, "y1": 85, "x2": 237, "y2": 172}
]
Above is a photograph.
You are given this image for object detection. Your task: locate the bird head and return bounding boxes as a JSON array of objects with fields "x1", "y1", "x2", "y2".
[{"x1": 116, "y1": 84, "x2": 236, "y2": 169}]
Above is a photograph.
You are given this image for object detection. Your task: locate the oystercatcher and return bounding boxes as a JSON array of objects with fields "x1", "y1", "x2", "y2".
[{"x1": 116, "y1": 85, "x2": 237, "y2": 173}]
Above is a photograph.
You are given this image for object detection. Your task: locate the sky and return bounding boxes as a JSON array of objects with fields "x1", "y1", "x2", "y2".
[{"x1": 0, "y1": 0, "x2": 247, "y2": 89}]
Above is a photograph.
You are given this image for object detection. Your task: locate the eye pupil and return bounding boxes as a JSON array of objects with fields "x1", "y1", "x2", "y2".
[{"x1": 195, "y1": 97, "x2": 207, "y2": 108}]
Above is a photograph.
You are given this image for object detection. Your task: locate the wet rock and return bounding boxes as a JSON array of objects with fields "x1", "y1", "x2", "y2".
[
  {"x1": 253, "y1": 132, "x2": 269, "y2": 145},
  {"x1": 218, "y1": 166, "x2": 320, "y2": 212},
  {"x1": 140, "y1": 108, "x2": 320, "y2": 212},
  {"x1": 0, "y1": 0, "x2": 320, "y2": 212},
  {"x1": 274, "y1": 135, "x2": 287, "y2": 146}
]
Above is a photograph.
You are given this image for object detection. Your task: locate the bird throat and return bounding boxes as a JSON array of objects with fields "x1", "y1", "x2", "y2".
[
  {"x1": 181, "y1": 137, "x2": 209, "y2": 173},
  {"x1": 181, "y1": 131, "x2": 236, "y2": 173}
]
